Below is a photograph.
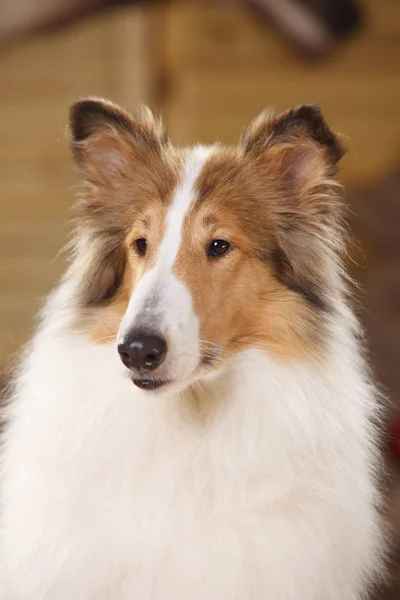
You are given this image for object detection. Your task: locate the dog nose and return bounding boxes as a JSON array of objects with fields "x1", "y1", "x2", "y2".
[{"x1": 118, "y1": 334, "x2": 167, "y2": 372}]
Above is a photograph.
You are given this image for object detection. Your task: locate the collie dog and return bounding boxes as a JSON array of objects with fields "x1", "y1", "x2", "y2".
[{"x1": 0, "y1": 99, "x2": 385, "y2": 599}]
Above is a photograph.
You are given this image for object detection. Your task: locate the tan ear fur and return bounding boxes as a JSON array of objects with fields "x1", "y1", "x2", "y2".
[
  {"x1": 69, "y1": 97, "x2": 167, "y2": 182},
  {"x1": 242, "y1": 104, "x2": 346, "y2": 311},
  {"x1": 68, "y1": 98, "x2": 175, "y2": 308}
]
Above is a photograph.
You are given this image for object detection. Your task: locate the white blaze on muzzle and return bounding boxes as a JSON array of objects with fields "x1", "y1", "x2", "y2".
[{"x1": 118, "y1": 145, "x2": 214, "y2": 380}]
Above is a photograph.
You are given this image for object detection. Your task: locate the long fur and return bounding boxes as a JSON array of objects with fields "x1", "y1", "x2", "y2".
[{"x1": 0, "y1": 101, "x2": 385, "y2": 600}]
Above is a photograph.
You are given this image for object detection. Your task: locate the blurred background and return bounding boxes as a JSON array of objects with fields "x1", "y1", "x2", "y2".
[{"x1": 0, "y1": 0, "x2": 399, "y2": 596}]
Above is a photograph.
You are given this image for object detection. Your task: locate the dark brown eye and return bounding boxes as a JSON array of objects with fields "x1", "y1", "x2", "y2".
[
  {"x1": 134, "y1": 238, "x2": 147, "y2": 257},
  {"x1": 207, "y1": 239, "x2": 232, "y2": 258}
]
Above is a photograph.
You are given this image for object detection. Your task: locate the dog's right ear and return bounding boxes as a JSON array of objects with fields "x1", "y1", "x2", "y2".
[
  {"x1": 69, "y1": 97, "x2": 167, "y2": 182},
  {"x1": 68, "y1": 99, "x2": 169, "y2": 307}
]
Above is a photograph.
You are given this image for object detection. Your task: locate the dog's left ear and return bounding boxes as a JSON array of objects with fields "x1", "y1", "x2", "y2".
[
  {"x1": 242, "y1": 105, "x2": 345, "y2": 311},
  {"x1": 242, "y1": 104, "x2": 344, "y2": 190}
]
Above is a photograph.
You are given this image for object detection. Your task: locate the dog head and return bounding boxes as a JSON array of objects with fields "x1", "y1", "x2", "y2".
[{"x1": 69, "y1": 98, "x2": 344, "y2": 393}]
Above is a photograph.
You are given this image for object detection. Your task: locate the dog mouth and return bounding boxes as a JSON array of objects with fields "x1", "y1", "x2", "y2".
[
  {"x1": 129, "y1": 355, "x2": 221, "y2": 392},
  {"x1": 128, "y1": 350, "x2": 221, "y2": 392},
  {"x1": 131, "y1": 377, "x2": 169, "y2": 391}
]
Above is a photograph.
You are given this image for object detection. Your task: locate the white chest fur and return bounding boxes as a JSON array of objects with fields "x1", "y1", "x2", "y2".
[{"x1": 0, "y1": 316, "x2": 383, "y2": 600}]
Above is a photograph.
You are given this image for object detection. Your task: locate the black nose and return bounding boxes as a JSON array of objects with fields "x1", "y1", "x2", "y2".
[{"x1": 118, "y1": 334, "x2": 167, "y2": 372}]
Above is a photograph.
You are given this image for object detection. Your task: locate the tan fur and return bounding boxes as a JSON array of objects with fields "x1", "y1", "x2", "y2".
[
  {"x1": 86, "y1": 197, "x2": 178, "y2": 346},
  {"x1": 70, "y1": 100, "x2": 344, "y2": 366},
  {"x1": 174, "y1": 150, "x2": 324, "y2": 365},
  {"x1": 69, "y1": 98, "x2": 183, "y2": 328}
]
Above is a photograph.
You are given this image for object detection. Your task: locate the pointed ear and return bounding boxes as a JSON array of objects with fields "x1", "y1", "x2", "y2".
[
  {"x1": 242, "y1": 104, "x2": 344, "y2": 185},
  {"x1": 69, "y1": 97, "x2": 168, "y2": 182},
  {"x1": 242, "y1": 105, "x2": 346, "y2": 312},
  {"x1": 68, "y1": 99, "x2": 168, "y2": 308}
]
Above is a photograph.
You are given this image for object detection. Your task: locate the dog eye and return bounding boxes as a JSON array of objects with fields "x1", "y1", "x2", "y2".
[
  {"x1": 207, "y1": 239, "x2": 232, "y2": 258},
  {"x1": 134, "y1": 238, "x2": 147, "y2": 257}
]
